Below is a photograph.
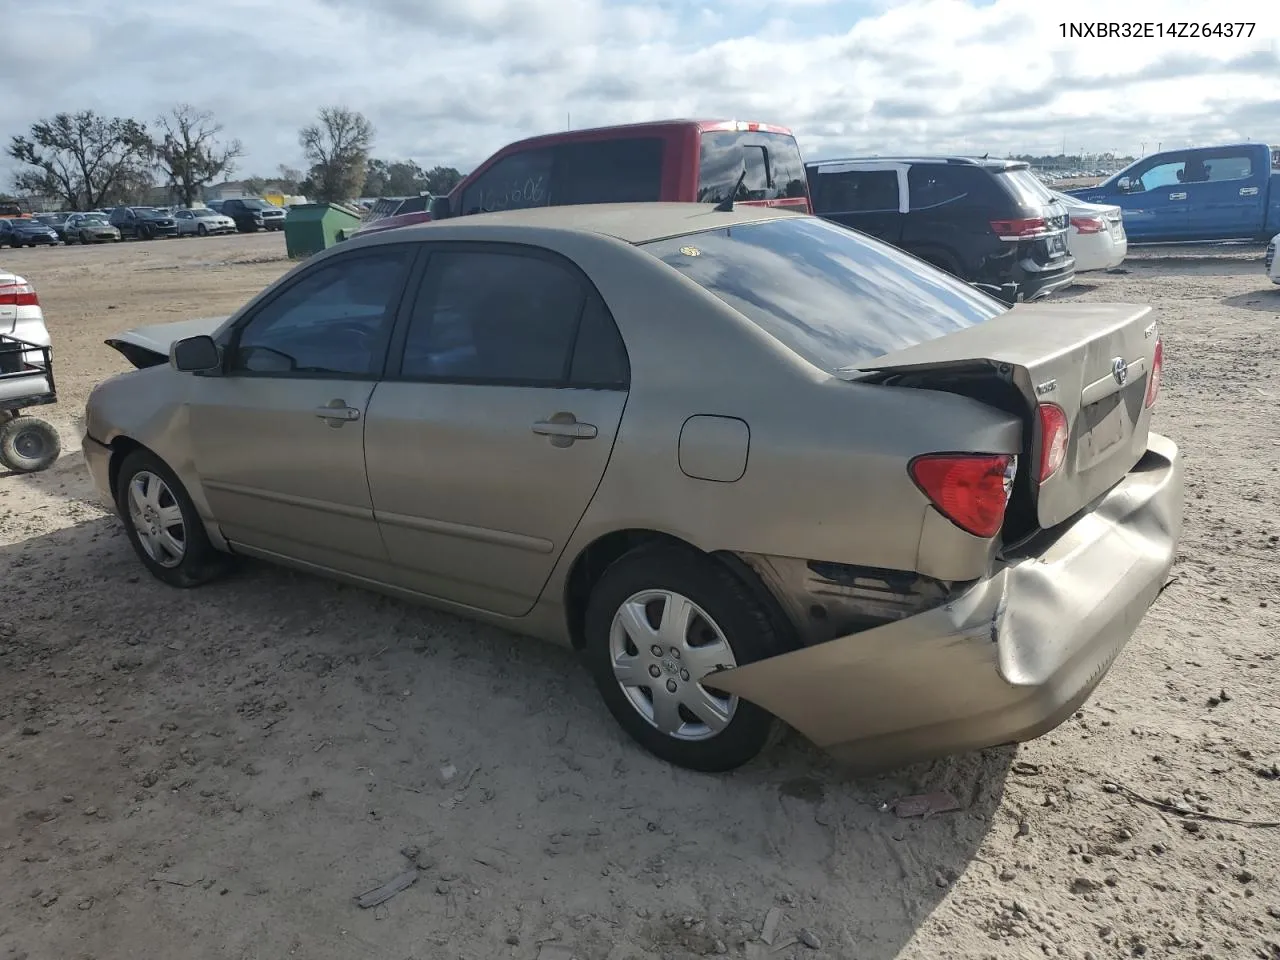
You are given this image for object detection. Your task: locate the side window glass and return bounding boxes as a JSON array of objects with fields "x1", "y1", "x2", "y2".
[
  {"x1": 550, "y1": 138, "x2": 664, "y2": 205},
  {"x1": 400, "y1": 250, "x2": 585, "y2": 383},
  {"x1": 1199, "y1": 154, "x2": 1252, "y2": 182},
  {"x1": 459, "y1": 150, "x2": 553, "y2": 216},
  {"x1": 569, "y1": 295, "x2": 629, "y2": 388},
  {"x1": 907, "y1": 166, "x2": 975, "y2": 210},
  {"x1": 815, "y1": 171, "x2": 899, "y2": 213},
  {"x1": 230, "y1": 248, "x2": 413, "y2": 377},
  {"x1": 1137, "y1": 160, "x2": 1185, "y2": 191}
]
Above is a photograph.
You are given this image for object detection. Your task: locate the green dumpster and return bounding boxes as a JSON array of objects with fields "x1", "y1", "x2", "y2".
[{"x1": 283, "y1": 202, "x2": 362, "y2": 258}]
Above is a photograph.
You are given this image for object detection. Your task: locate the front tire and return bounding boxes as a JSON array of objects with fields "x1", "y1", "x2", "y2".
[
  {"x1": 0, "y1": 416, "x2": 61, "y2": 473},
  {"x1": 582, "y1": 546, "x2": 786, "y2": 772},
  {"x1": 197, "y1": 223, "x2": 208, "y2": 236},
  {"x1": 114, "y1": 449, "x2": 230, "y2": 588}
]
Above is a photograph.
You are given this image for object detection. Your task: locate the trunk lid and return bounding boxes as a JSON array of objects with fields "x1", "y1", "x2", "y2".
[{"x1": 850, "y1": 302, "x2": 1160, "y2": 531}]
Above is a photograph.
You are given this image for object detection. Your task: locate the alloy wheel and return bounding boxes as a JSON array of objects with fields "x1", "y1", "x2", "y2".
[{"x1": 126, "y1": 470, "x2": 187, "y2": 568}]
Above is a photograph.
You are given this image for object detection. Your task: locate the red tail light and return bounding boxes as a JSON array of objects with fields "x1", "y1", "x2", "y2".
[
  {"x1": 1037, "y1": 403, "x2": 1069, "y2": 482},
  {"x1": 1144, "y1": 338, "x2": 1162, "y2": 408},
  {"x1": 909, "y1": 454, "x2": 1016, "y2": 539},
  {"x1": 0, "y1": 281, "x2": 39, "y2": 307},
  {"x1": 1069, "y1": 215, "x2": 1106, "y2": 234},
  {"x1": 990, "y1": 217, "x2": 1050, "y2": 239}
]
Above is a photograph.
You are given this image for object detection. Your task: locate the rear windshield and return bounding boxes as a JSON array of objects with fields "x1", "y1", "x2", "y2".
[
  {"x1": 641, "y1": 216, "x2": 1006, "y2": 373},
  {"x1": 997, "y1": 168, "x2": 1056, "y2": 208},
  {"x1": 698, "y1": 131, "x2": 809, "y2": 204}
]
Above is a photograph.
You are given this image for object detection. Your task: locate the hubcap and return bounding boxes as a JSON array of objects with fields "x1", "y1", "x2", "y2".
[
  {"x1": 126, "y1": 471, "x2": 186, "y2": 568},
  {"x1": 609, "y1": 589, "x2": 739, "y2": 741},
  {"x1": 13, "y1": 429, "x2": 46, "y2": 460}
]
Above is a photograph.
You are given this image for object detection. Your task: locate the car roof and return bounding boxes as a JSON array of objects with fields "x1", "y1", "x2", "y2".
[
  {"x1": 488, "y1": 119, "x2": 797, "y2": 155},
  {"x1": 809, "y1": 156, "x2": 1029, "y2": 172},
  {"x1": 395, "y1": 202, "x2": 806, "y2": 245}
]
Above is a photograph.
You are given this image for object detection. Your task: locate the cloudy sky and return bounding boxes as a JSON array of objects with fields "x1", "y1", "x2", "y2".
[{"x1": 2, "y1": 0, "x2": 1277, "y2": 183}]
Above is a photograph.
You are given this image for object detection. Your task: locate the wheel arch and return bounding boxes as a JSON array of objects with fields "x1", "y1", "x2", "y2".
[{"x1": 561, "y1": 528, "x2": 800, "y2": 653}]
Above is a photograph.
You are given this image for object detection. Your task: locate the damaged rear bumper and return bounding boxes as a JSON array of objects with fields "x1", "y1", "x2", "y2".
[{"x1": 711, "y1": 432, "x2": 1183, "y2": 770}]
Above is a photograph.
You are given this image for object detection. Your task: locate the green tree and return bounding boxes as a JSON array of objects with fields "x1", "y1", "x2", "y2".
[
  {"x1": 7, "y1": 110, "x2": 152, "y2": 210},
  {"x1": 299, "y1": 106, "x2": 374, "y2": 203},
  {"x1": 153, "y1": 104, "x2": 243, "y2": 208},
  {"x1": 423, "y1": 165, "x2": 462, "y2": 195}
]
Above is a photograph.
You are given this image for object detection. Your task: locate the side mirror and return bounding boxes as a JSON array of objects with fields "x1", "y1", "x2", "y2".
[
  {"x1": 1116, "y1": 177, "x2": 1135, "y2": 194},
  {"x1": 171, "y1": 335, "x2": 221, "y2": 373},
  {"x1": 429, "y1": 196, "x2": 452, "y2": 220}
]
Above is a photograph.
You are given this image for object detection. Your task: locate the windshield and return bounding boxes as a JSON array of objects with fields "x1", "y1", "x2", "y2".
[
  {"x1": 194, "y1": 208, "x2": 221, "y2": 216},
  {"x1": 641, "y1": 216, "x2": 1007, "y2": 373},
  {"x1": 81, "y1": 214, "x2": 109, "y2": 224},
  {"x1": 240, "y1": 199, "x2": 272, "y2": 211}
]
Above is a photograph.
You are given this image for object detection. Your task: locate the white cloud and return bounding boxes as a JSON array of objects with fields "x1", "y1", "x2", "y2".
[{"x1": 0, "y1": 0, "x2": 1276, "y2": 186}]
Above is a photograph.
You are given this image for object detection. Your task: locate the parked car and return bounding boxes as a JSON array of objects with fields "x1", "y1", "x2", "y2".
[
  {"x1": 1052, "y1": 191, "x2": 1127, "y2": 272},
  {"x1": 108, "y1": 206, "x2": 178, "y2": 240},
  {"x1": 63, "y1": 212, "x2": 122, "y2": 244},
  {"x1": 1266, "y1": 234, "x2": 1278, "y2": 284},
  {"x1": 1, "y1": 267, "x2": 61, "y2": 472},
  {"x1": 33, "y1": 212, "x2": 72, "y2": 241},
  {"x1": 805, "y1": 156, "x2": 1075, "y2": 301},
  {"x1": 173, "y1": 208, "x2": 238, "y2": 237},
  {"x1": 83, "y1": 202, "x2": 1180, "y2": 773},
  {"x1": 0, "y1": 217, "x2": 61, "y2": 247},
  {"x1": 351, "y1": 194, "x2": 432, "y2": 237},
  {"x1": 363, "y1": 119, "x2": 812, "y2": 237},
  {"x1": 1066, "y1": 143, "x2": 1280, "y2": 242},
  {"x1": 220, "y1": 198, "x2": 287, "y2": 232}
]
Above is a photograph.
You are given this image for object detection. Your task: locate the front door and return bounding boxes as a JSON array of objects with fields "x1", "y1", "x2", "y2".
[
  {"x1": 364, "y1": 245, "x2": 630, "y2": 616},
  {"x1": 807, "y1": 164, "x2": 905, "y2": 243},
  {"x1": 1110, "y1": 153, "x2": 1192, "y2": 241},
  {"x1": 188, "y1": 244, "x2": 417, "y2": 578}
]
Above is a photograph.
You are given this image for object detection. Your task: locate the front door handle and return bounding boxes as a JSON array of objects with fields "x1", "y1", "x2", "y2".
[
  {"x1": 1240, "y1": 186, "x2": 1259, "y2": 196},
  {"x1": 1168, "y1": 192, "x2": 1186, "y2": 200},
  {"x1": 314, "y1": 400, "x2": 361, "y2": 425},
  {"x1": 532, "y1": 414, "x2": 597, "y2": 445}
]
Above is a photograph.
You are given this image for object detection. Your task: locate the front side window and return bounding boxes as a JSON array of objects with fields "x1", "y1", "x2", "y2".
[
  {"x1": 643, "y1": 216, "x2": 1006, "y2": 374},
  {"x1": 1133, "y1": 158, "x2": 1186, "y2": 191},
  {"x1": 459, "y1": 149, "x2": 553, "y2": 216},
  {"x1": 399, "y1": 249, "x2": 588, "y2": 384},
  {"x1": 230, "y1": 248, "x2": 414, "y2": 377}
]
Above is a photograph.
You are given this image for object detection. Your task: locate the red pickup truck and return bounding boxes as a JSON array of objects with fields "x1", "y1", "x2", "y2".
[{"x1": 355, "y1": 119, "x2": 811, "y2": 236}]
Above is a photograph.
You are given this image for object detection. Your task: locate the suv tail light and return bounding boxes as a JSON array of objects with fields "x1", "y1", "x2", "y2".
[
  {"x1": 990, "y1": 217, "x2": 1051, "y2": 239},
  {"x1": 909, "y1": 453, "x2": 1016, "y2": 539},
  {"x1": 1037, "y1": 403, "x2": 1069, "y2": 481},
  {"x1": 1069, "y1": 215, "x2": 1106, "y2": 234},
  {"x1": 0, "y1": 280, "x2": 39, "y2": 307},
  {"x1": 1144, "y1": 338, "x2": 1162, "y2": 408}
]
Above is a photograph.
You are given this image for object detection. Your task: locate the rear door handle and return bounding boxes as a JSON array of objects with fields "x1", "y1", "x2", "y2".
[
  {"x1": 532, "y1": 416, "x2": 597, "y2": 442},
  {"x1": 1168, "y1": 192, "x2": 1186, "y2": 200},
  {"x1": 1240, "y1": 186, "x2": 1259, "y2": 196},
  {"x1": 314, "y1": 401, "x2": 361, "y2": 424}
]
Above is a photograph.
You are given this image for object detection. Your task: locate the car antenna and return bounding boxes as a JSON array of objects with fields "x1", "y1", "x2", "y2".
[{"x1": 714, "y1": 170, "x2": 748, "y2": 212}]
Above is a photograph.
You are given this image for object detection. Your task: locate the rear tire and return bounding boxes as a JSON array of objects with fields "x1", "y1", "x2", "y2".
[
  {"x1": 114, "y1": 448, "x2": 231, "y2": 588},
  {"x1": 0, "y1": 416, "x2": 61, "y2": 473},
  {"x1": 582, "y1": 546, "x2": 786, "y2": 772}
]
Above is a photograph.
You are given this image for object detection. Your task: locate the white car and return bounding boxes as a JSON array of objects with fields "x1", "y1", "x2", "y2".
[
  {"x1": 173, "y1": 208, "x2": 238, "y2": 237},
  {"x1": 0, "y1": 267, "x2": 60, "y2": 471},
  {"x1": 1053, "y1": 191, "x2": 1127, "y2": 272},
  {"x1": 1266, "y1": 234, "x2": 1278, "y2": 284}
]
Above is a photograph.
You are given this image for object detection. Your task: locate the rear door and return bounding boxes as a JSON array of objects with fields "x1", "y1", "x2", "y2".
[
  {"x1": 364, "y1": 243, "x2": 630, "y2": 616},
  {"x1": 187, "y1": 244, "x2": 417, "y2": 576},
  {"x1": 806, "y1": 164, "x2": 904, "y2": 243},
  {"x1": 1180, "y1": 149, "x2": 1265, "y2": 239}
]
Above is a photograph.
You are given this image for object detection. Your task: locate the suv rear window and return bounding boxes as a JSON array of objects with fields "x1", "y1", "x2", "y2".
[
  {"x1": 642, "y1": 216, "x2": 1006, "y2": 373},
  {"x1": 996, "y1": 167, "x2": 1055, "y2": 209},
  {"x1": 698, "y1": 131, "x2": 808, "y2": 204}
]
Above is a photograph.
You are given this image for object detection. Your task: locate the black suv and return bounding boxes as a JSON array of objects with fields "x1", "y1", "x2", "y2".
[
  {"x1": 220, "y1": 198, "x2": 287, "y2": 232},
  {"x1": 109, "y1": 206, "x2": 178, "y2": 240},
  {"x1": 805, "y1": 157, "x2": 1075, "y2": 300}
]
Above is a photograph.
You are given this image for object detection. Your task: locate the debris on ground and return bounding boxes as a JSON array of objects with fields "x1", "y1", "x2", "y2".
[
  {"x1": 354, "y1": 869, "x2": 419, "y2": 909},
  {"x1": 884, "y1": 791, "x2": 963, "y2": 819}
]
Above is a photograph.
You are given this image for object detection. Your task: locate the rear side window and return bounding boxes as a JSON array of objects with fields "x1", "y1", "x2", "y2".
[
  {"x1": 642, "y1": 217, "x2": 1006, "y2": 373},
  {"x1": 550, "y1": 138, "x2": 663, "y2": 205},
  {"x1": 1194, "y1": 154, "x2": 1253, "y2": 182},
  {"x1": 811, "y1": 170, "x2": 899, "y2": 214},
  {"x1": 908, "y1": 165, "x2": 1005, "y2": 211},
  {"x1": 698, "y1": 131, "x2": 809, "y2": 204}
]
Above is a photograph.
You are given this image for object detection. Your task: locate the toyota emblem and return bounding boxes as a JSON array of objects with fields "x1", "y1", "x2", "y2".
[{"x1": 1111, "y1": 357, "x2": 1128, "y2": 387}]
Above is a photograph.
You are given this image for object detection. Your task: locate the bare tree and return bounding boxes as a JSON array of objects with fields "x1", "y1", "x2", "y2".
[
  {"x1": 299, "y1": 106, "x2": 374, "y2": 203},
  {"x1": 7, "y1": 111, "x2": 152, "y2": 210},
  {"x1": 153, "y1": 105, "x2": 244, "y2": 208}
]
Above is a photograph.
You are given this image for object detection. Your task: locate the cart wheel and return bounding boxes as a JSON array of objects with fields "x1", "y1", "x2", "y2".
[{"x1": 0, "y1": 416, "x2": 61, "y2": 473}]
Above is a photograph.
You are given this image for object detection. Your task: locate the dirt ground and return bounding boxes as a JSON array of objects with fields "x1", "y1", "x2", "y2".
[{"x1": 2, "y1": 233, "x2": 1278, "y2": 960}]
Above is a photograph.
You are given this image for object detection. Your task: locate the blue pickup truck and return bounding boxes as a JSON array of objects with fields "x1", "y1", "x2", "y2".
[{"x1": 1066, "y1": 142, "x2": 1280, "y2": 243}]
